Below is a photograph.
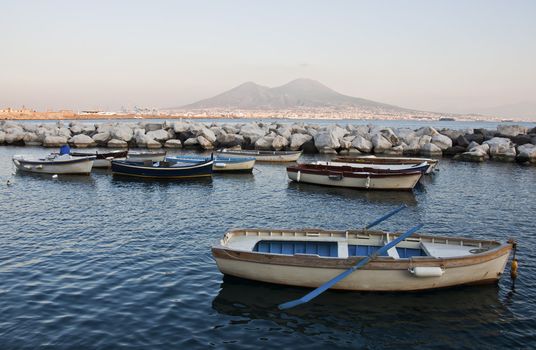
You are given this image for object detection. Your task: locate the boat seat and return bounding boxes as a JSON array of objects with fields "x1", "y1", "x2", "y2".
[
  {"x1": 227, "y1": 237, "x2": 260, "y2": 251},
  {"x1": 420, "y1": 242, "x2": 476, "y2": 258}
]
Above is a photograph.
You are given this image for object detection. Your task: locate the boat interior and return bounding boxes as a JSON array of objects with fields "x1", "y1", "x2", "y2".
[{"x1": 221, "y1": 229, "x2": 500, "y2": 259}]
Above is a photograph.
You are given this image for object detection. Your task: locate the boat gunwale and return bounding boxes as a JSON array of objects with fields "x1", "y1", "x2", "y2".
[
  {"x1": 217, "y1": 148, "x2": 303, "y2": 156},
  {"x1": 13, "y1": 156, "x2": 96, "y2": 165},
  {"x1": 111, "y1": 159, "x2": 214, "y2": 170},
  {"x1": 212, "y1": 227, "x2": 511, "y2": 270},
  {"x1": 287, "y1": 164, "x2": 424, "y2": 178}
]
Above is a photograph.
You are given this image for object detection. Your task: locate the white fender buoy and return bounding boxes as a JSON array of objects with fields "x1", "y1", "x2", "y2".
[
  {"x1": 409, "y1": 267, "x2": 444, "y2": 277},
  {"x1": 297, "y1": 170, "x2": 301, "y2": 182},
  {"x1": 52, "y1": 174, "x2": 59, "y2": 179}
]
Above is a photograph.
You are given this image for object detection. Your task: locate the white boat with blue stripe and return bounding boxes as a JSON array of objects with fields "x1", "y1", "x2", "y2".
[{"x1": 166, "y1": 155, "x2": 256, "y2": 173}]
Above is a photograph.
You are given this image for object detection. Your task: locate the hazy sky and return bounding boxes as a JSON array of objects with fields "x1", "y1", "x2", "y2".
[{"x1": 1, "y1": 0, "x2": 535, "y2": 115}]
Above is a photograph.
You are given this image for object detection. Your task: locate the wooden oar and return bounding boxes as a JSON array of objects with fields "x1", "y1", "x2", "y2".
[
  {"x1": 364, "y1": 204, "x2": 407, "y2": 230},
  {"x1": 278, "y1": 223, "x2": 424, "y2": 310}
]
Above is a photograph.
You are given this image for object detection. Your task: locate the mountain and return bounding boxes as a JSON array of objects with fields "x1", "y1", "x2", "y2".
[{"x1": 176, "y1": 78, "x2": 408, "y2": 111}]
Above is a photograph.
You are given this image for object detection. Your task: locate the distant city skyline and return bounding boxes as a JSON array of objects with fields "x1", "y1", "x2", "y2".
[{"x1": 1, "y1": 0, "x2": 535, "y2": 118}]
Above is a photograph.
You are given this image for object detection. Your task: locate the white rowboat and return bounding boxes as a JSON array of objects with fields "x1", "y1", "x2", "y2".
[
  {"x1": 13, "y1": 154, "x2": 95, "y2": 175},
  {"x1": 212, "y1": 228, "x2": 513, "y2": 291}
]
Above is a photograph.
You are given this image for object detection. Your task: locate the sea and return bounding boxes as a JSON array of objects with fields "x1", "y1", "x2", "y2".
[{"x1": 0, "y1": 118, "x2": 535, "y2": 349}]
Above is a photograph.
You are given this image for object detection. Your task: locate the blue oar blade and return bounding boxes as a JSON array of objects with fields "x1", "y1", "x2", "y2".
[
  {"x1": 365, "y1": 205, "x2": 407, "y2": 230},
  {"x1": 278, "y1": 223, "x2": 423, "y2": 310}
]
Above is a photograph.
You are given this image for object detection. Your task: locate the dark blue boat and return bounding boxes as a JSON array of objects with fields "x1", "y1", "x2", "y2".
[{"x1": 111, "y1": 159, "x2": 213, "y2": 179}]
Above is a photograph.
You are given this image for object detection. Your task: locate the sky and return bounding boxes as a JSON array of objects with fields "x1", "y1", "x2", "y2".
[{"x1": 1, "y1": 0, "x2": 535, "y2": 117}]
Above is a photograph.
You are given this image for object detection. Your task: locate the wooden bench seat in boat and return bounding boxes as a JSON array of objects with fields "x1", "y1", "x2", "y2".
[{"x1": 420, "y1": 242, "x2": 480, "y2": 258}]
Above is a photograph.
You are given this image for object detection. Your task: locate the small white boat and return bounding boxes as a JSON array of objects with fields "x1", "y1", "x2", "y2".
[
  {"x1": 287, "y1": 164, "x2": 423, "y2": 190},
  {"x1": 312, "y1": 160, "x2": 430, "y2": 173},
  {"x1": 13, "y1": 154, "x2": 95, "y2": 175},
  {"x1": 217, "y1": 149, "x2": 302, "y2": 162},
  {"x1": 127, "y1": 150, "x2": 166, "y2": 162},
  {"x1": 212, "y1": 228, "x2": 513, "y2": 292},
  {"x1": 166, "y1": 155, "x2": 256, "y2": 173},
  {"x1": 334, "y1": 156, "x2": 439, "y2": 174}
]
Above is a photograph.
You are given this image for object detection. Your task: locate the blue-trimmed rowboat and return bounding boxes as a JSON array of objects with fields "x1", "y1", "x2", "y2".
[
  {"x1": 166, "y1": 155, "x2": 256, "y2": 173},
  {"x1": 217, "y1": 148, "x2": 302, "y2": 162},
  {"x1": 312, "y1": 160, "x2": 431, "y2": 174},
  {"x1": 111, "y1": 159, "x2": 213, "y2": 178},
  {"x1": 212, "y1": 227, "x2": 514, "y2": 292}
]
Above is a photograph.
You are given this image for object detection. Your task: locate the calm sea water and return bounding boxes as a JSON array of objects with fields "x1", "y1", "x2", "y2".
[{"x1": 0, "y1": 146, "x2": 535, "y2": 349}]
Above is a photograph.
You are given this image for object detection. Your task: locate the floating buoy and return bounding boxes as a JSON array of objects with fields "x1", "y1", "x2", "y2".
[
  {"x1": 6, "y1": 179, "x2": 12, "y2": 186},
  {"x1": 511, "y1": 258, "x2": 518, "y2": 280},
  {"x1": 52, "y1": 174, "x2": 58, "y2": 179}
]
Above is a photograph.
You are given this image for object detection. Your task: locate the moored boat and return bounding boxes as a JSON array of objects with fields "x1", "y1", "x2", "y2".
[
  {"x1": 333, "y1": 156, "x2": 439, "y2": 174},
  {"x1": 212, "y1": 227, "x2": 513, "y2": 292},
  {"x1": 111, "y1": 159, "x2": 213, "y2": 178},
  {"x1": 312, "y1": 160, "x2": 430, "y2": 174},
  {"x1": 166, "y1": 155, "x2": 256, "y2": 173},
  {"x1": 127, "y1": 150, "x2": 167, "y2": 162},
  {"x1": 217, "y1": 148, "x2": 302, "y2": 162},
  {"x1": 12, "y1": 154, "x2": 95, "y2": 175},
  {"x1": 287, "y1": 163, "x2": 423, "y2": 190},
  {"x1": 71, "y1": 150, "x2": 128, "y2": 168}
]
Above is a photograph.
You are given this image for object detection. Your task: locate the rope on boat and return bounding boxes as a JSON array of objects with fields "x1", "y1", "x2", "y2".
[{"x1": 508, "y1": 239, "x2": 518, "y2": 280}]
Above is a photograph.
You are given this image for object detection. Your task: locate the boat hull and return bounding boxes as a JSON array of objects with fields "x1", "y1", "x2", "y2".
[
  {"x1": 335, "y1": 156, "x2": 439, "y2": 174},
  {"x1": 212, "y1": 246, "x2": 511, "y2": 291},
  {"x1": 71, "y1": 150, "x2": 128, "y2": 168},
  {"x1": 13, "y1": 157, "x2": 94, "y2": 175},
  {"x1": 167, "y1": 156, "x2": 256, "y2": 172},
  {"x1": 111, "y1": 160, "x2": 213, "y2": 178},
  {"x1": 217, "y1": 149, "x2": 302, "y2": 162},
  {"x1": 287, "y1": 168, "x2": 422, "y2": 190}
]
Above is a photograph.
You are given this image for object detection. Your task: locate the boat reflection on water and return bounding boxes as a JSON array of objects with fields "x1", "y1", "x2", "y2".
[
  {"x1": 212, "y1": 276, "x2": 513, "y2": 345},
  {"x1": 14, "y1": 171, "x2": 97, "y2": 186},
  {"x1": 287, "y1": 181, "x2": 419, "y2": 206},
  {"x1": 111, "y1": 174, "x2": 213, "y2": 189}
]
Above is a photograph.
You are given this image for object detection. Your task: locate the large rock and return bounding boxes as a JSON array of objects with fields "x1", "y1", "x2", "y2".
[
  {"x1": 351, "y1": 135, "x2": 373, "y2": 153},
  {"x1": 415, "y1": 126, "x2": 439, "y2": 137},
  {"x1": 314, "y1": 131, "x2": 340, "y2": 150},
  {"x1": 70, "y1": 123, "x2": 95, "y2": 135},
  {"x1": 394, "y1": 128, "x2": 418, "y2": 145},
  {"x1": 110, "y1": 125, "x2": 133, "y2": 142},
  {"x1": 511, "y1": 134, "x2": 532, "y2": 146},
  {"x1": 255, "y1": 136, "x2": 275, "y2": 150},
  {"x1": 183, "y1": 137, "x2": 199, "y2": 147},
  {"x1": 403, "y1": 140, "x2": 421, "y2": 155},
  {"x1": 164, "y1": 139, "x2": 182, "y2": 148},
  {"x1": 516, "y1": 144, "x2": 536, "y2": 163},
  {"x1": 380, "y1": 128, "x2": 399, "y2": 145},
  {"x1": 92, "y1": 132, "x2": 111, "y2": 146},
  {"x1": 465, "y1": 133, "x2": 485, "y2": 144},
  {"x1": 420, "y1": 143, "x2": 443, "y2": 157},
  {"x1": 217, "y1": 133, "x2": 244, "y2": 148},
  {"x1": 144, "y1": 123, "x2": 164, "y2": 132},
  {"x1": 197, "y1": 136, "x2": 214, "y2": 150},
  {"x1": 497, "y1": 125, "x2": 528, "y2": 137},
  {"x1": 196, "y1": 127, "x2": 217, "y2": 143},
  {"x1": 484, "y1": 137, "x2": 516, "y2": 161},
  {"x1": 23, "y1": 132, "x2": 42, "y2": 146},
  {"x1": 276, "y1": 127, "x2": 292, "y2": 140},
  {"x1": 4, "y1": 126, "x2": 25, "y2": 144},
  {"x1": 431, "y1": 134, "x2": 453, "y2": 150},
  {"x1": 371, "y1": 134, "x2": 392, "y2": 153},
  {"x1": 146, "y1": 129, "x2": 170, "y2": 142},
  {"x1": 455, "y1": 135, "x2": 470, "y2": 148},
  {"x1": 325, "y1": 125, "x2": 347, "y2": 141},
  {"x1": 108, "y1": 139, "x2": 128, "y2": 148},
  {"x1": 69, "y1": 134, "x2": 96, "y2": 148},
  {"x1": 289, "y1": 133, "x2": 312, "y2": 151},
  {"x1": 456, "y1": 148, "x2": 489, "y2": 162},
  {"x1": 146, "y1": 139, "x2": 162, "y2": 149},
  {"x1": 172, "y1": 121, "x2": 190, "y2": 133},
  {"x1": 443, "y1": 146, "x2": 466, "y2": 156},
  {"x1": 240, "y1": 123, "x2": 266, "y2": 144},
  {"x1": 272, "y1": 135, "x2": 289, "y2": 150},
  {"x1": 43, "y1": 135, "x2": 68, "y2": 147}
]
